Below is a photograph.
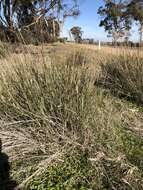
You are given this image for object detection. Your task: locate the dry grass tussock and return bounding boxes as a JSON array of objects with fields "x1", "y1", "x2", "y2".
[
  {"x1": 97, "y1": 53, "x2": 143, "y2": 106},
  {"x1": 0, "y1": 44, "x2": 142, "y2": 189}
]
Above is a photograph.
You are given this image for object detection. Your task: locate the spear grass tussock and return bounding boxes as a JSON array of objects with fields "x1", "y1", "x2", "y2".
[
  {"x1": 0, "y1": 45, "x2": 142, "y2": 189},
  {"x1": 97, "y1": 53, "x2": 143, "y2": 106}
]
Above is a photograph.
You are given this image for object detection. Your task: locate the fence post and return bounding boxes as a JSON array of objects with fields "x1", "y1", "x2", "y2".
[{"x1": 98, "y1": 40, "x2": 101, "y2": 50}]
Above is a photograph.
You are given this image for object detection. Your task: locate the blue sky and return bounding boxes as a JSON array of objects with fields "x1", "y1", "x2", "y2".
[{"x1": 62, "y1": 0, "x2": 139, "y2": 42}]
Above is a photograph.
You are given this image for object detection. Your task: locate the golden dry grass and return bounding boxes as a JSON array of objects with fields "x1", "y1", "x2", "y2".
[{"x1": 0, "y1": 43, "x2": 143, "y2": 189}]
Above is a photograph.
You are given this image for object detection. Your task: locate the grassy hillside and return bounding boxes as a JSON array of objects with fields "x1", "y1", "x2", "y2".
[{"x1": 0, "y1": 43, "x2": 143, "y2": 190}]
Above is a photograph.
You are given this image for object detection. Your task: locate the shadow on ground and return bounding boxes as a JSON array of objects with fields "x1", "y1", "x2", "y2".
[{"x1": 0, "y1": 139, "x2": 18, "y2": 190}]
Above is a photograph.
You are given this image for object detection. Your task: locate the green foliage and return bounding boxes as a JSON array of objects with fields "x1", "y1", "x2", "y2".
[
  {"x1": 127, "y1": 0, "x2": 143, "y2": 23},
  {"x1": 98, "y1": 0, "x2": 131, "y2": 42},
  {"x1": 0, "y1": 0, "x2": 79, "y2": 43},
  {"x1": 121, "y1": 129, "x2": 143, "y2": 171},
  {"x1": 70, "y1": 26, "x2": 83, "y2": 43},
  {"x1": 28, "y1": 150, "x2": 98, "y2": 190},
  {"x1": 27, "y1": 144, "x2": 143, "y2": 190},
  {"x1": 127, "y1": 0, "x2": 143, "y2": 43}
]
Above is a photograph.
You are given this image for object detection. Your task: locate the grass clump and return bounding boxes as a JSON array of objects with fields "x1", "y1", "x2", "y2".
[
  {"x1": 0, "y1": 52, "x2": 123, "y2": 156},
  {"x1": 97, "y1": 54, "x2": 143, "y2": 105},
  {"x1": 0, "y1": 54, "x2": 89, "y2": 122},
  {"x1": 121, "y1": 129, "x2": 143, "y2": 171},
  {"x1": 0, "y1": 50, "x2": 143, "y2": 189},
  {"x1": 0, "y1": 42, "x2": 9, "y2": 58}
]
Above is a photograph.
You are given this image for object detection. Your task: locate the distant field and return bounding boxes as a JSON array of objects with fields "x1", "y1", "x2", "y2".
[
  {"x1": 67, "y1": 42, "x2": 143, "y2": 55},
  {"x1": 2, "y1": 42, "x2": 142, "y2": 58}
]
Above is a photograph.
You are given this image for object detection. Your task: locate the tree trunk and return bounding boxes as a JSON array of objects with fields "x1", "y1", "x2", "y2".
[
  {"x1": 112, "y1": 31, "x2": 118, "y2": 47},
  {"x1": 113, "y1": 36, "x2": 117, "y2": 47},
  {"x1": 52, "y1": 19, "x2": 56, "y2": 37},
  {"x1": 139, "y1": 23, "x2": 143, "y2": 46},
  {"x1": 5, "y1": 0, "x2": 13, "y2": 30},
  {"x1": 8, "y1": 0, "x2": 11, "y2": 27}
]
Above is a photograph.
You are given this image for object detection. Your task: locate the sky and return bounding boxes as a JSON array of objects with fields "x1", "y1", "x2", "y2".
[{"x1": 62, "y1": 0, "x2": 139, "y2": 42}]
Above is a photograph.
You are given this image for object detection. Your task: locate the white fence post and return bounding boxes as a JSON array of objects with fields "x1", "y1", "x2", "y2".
[{"x1": 98, "y1": 40, "x2": 101, "y2": 50}]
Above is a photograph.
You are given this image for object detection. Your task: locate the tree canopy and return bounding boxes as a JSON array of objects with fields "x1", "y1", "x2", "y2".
[
  {"x1": 70, "y1": 26, "x2": 83, "y2": 43},
  {"x1": 0, "y1": 0, "x2": 80, "y2": 42},
  {"x1": 127, "y1": 0, "x2": 143, "y2": 43},
  {"x1": 98, "y1": 0, "x2": 131, "y2": 44}
]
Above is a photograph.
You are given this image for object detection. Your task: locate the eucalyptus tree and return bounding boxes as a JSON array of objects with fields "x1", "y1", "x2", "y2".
[
  {"x1": 127, "y1": 0, "x2": 143, "y2": 44},
  {"x1": 98, "y1": 0, "x2": 131, "y2": 44},
  {"x1": 70, "y1": 26, "x2": 83, "y2": 43},
  {"x1": 0, "y1": 0, "x2": 80, "y2": 41},
  {"x1": 0, "y1": 0, "x2": 13, "y2": 29}
]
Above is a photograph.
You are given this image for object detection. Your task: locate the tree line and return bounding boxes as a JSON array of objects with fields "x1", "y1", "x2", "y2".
[
  {"x1": 70, "y1": 0, "x2": 143, "y2": 46},
  {"x1": 0, "y1": 0, "x2": 143, "y2": 45},
  {"x1": 98, "y1": 0, "x2": 143, "y2": 46},
  {"x1": 0, "y1": 0, "x2": 79, "y2": 43}
]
